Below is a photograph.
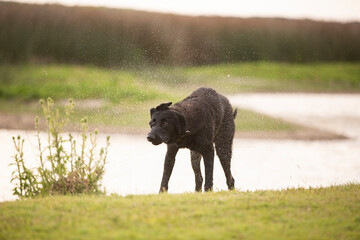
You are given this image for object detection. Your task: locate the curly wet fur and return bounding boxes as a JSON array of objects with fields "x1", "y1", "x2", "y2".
[{"x1": 147, "y1": 87, "x2": 236, "y2": 192}]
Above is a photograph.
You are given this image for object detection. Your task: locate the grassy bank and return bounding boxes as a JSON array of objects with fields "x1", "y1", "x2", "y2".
[
  {"x1": 0, "y1": 62, "x2": 359, "y2": 135},
  {"x1": 0, "y1": 184, "x2": 359, "y2": 239},
  {"x1": 1, "y1": 62, "x2": 359, "y2": 101},
  {"x1": 182, "y1": 62, "x2": 360, "y2": 92}
]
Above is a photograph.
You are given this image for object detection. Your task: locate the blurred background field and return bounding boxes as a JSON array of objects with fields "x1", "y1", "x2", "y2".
[
  {"x1": 0, "y1": 1, "x2": 359, "y2": 136},
  {"x1": 1, "y1": 2, "x2": 360, "y2": 66}
]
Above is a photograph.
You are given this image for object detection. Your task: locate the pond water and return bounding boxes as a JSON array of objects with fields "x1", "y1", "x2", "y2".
[
  {"x1": 228, "y1": 93, "x2": 360, "y2": 138},
  {"x1": 1, "y1": 94, "x2": 360, "y2": 201}
]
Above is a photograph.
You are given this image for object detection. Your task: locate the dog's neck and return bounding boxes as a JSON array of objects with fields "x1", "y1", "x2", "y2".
[{"x1": 177, "y1": 130, "x2": 191, "y2": 142}]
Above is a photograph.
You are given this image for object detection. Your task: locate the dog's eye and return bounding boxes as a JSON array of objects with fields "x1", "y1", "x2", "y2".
[
  {"x1": 149, "y1": 118, "x2": 157, "y2": 127},
  {"x1": 161, "y1": 119, "x2": 168, "y2": 127}
]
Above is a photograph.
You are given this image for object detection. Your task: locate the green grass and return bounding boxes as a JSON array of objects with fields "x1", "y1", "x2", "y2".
[
  {"x1": 1, "y1": 62, "x2": 359, "y2": 102},
  {"x1": 0, "y1": 184, "x2": 359, "y2": 239},
  {"x1": 181, "y1": 62, "x2": 360, "y2": 93},
  {"x1": 0, "y1": 64, "x2": 173, "y2": 103},
  {"x1": 1, "y1": 62, "x2": 359, "y2": 133}
]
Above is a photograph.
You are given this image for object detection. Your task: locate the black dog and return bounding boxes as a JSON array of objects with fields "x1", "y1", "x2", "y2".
[{"x1": 147, "y1": 87, "x2": 237, "y2": 192}]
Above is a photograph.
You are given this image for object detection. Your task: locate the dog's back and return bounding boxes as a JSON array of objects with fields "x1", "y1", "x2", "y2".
[{"x1": 172, "y1": 87, "x2": 235, "y2": 138}]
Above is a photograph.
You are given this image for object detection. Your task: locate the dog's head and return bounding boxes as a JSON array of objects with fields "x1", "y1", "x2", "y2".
[{"x1": 147, "y1": 102, "x2": 187, "y2": 145}]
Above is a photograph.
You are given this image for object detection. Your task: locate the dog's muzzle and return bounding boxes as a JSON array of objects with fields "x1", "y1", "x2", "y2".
[{"x1": 147, "y1": 133, "x2": 163, "y2": 145}]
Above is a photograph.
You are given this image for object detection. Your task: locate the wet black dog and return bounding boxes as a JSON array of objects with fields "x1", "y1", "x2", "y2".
[{"x1": 147, "y1": 87, "x2": 237, "y2": 192}]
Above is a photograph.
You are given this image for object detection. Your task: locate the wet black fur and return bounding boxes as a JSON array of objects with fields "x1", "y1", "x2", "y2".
[{"x1": 147, "y1": 87, "x2": 236, "y2": 192}]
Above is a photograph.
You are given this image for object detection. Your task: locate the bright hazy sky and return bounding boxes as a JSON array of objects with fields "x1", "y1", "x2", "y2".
[{"x1": 9, "y1": 0, "x2": 360, "y2": 22}]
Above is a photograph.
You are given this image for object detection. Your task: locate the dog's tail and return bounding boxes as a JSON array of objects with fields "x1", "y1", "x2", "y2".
[{"x1": 233, "y1": 108, "x2": 238, "y2": 119}]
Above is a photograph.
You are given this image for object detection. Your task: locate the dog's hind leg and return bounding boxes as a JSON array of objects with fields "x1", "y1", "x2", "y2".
[
  {"x1": 190, "y1": 150, "x2": 203, "y2": 192},
  {"x1": 215, "y1": 141, "x2": 235, "y2": 190},
  {"x1": 215, "y1": 120, "x2": 235, "y2": 190}
]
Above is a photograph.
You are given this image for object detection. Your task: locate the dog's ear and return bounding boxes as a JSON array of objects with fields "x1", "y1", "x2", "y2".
[
  {"x1": 150, "y1": 108, "x2": 156, "y2": 117},
  {"x1": 150, "y1": 102, "x2": 172, "y2": 117},
  {"x1": 156, "y1": 102, "x2": 172, "y2": 111},
  {"x1": 175, "y1": 112, "x2": 187, "y2": 136}
]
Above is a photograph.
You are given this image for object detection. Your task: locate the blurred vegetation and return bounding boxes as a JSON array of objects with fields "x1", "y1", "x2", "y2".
[
  {"x1": 0, "y1": 64, "x2": 167, "y2": 102},
  {"x1": 1, "y1": 2, "x2": 360, "y2": 67},
  {"x1": 141, "y1": 62, "x2": 360, "y2": 93},
  {"x1": 1, "y1": 62, "x2": 358, "y2": 134},
  {"x1": 1, "y1": 63, "x2": 359, "y2": 103}
]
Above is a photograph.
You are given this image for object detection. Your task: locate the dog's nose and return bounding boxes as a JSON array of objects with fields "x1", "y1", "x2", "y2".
[{"x1": 147, "y1": 133, "x2": 156, "y2": 142}]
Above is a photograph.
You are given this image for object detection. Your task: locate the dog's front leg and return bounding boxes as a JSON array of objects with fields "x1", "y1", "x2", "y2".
[
  {"x1": 159, "y1": 144, "x2": 179, "y2": 193},
  {"x1": 203, "y1": 150, "x2": 215, "y2": 192}
]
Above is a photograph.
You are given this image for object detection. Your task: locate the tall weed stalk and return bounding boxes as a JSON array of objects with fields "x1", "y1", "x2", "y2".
[{"x1": 10, "y1": 98, "x2": 110, "y2": 198}]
